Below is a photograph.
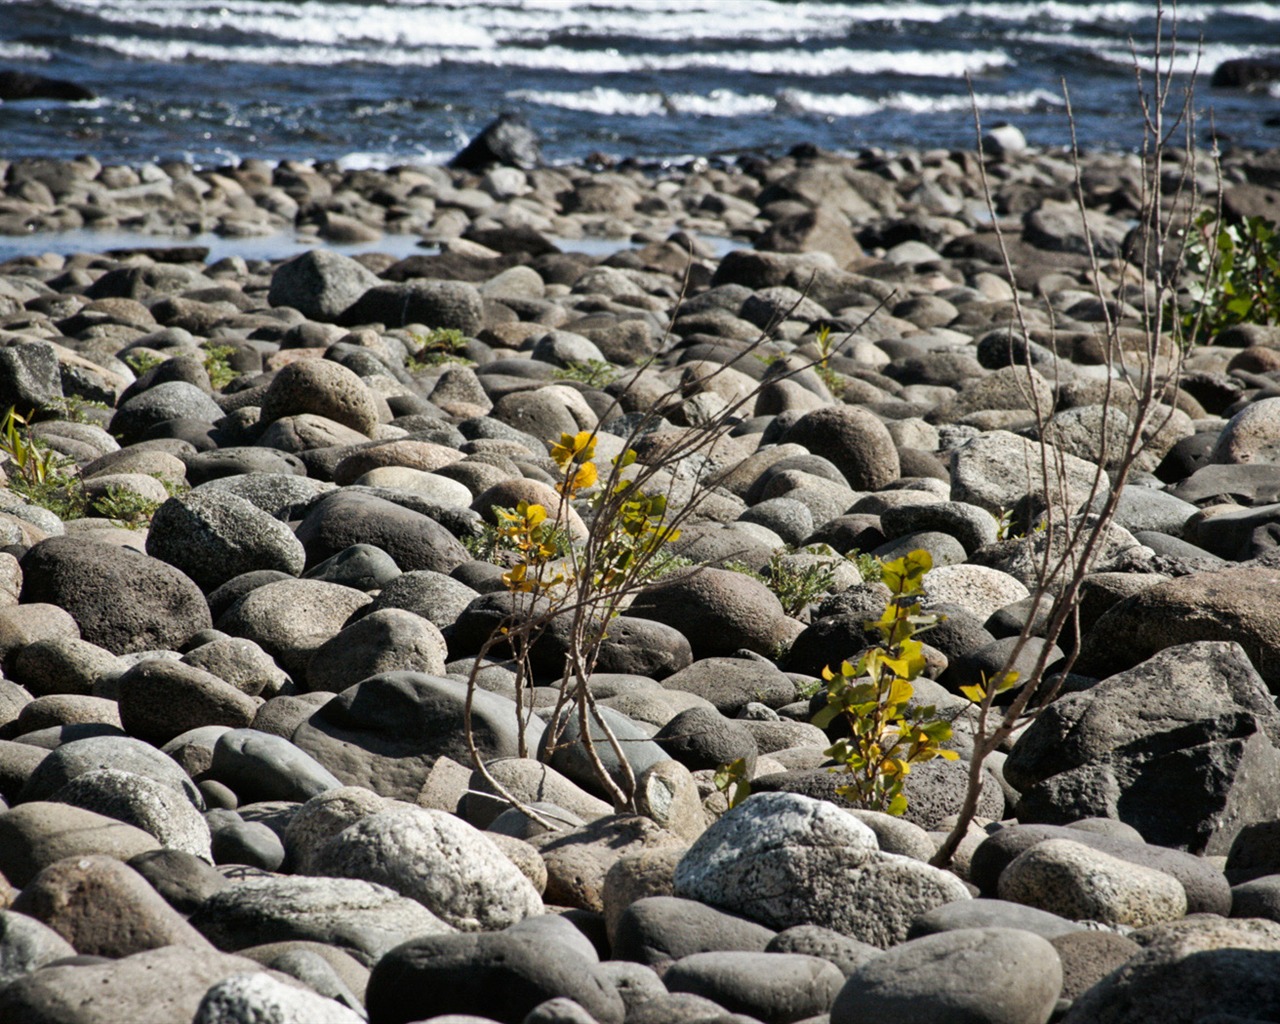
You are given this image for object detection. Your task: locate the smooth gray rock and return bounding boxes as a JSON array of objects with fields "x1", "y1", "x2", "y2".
[
  {"x1": 611, "y1": 895, "x2": 776, "y2": 971},
  {"x1": 0, "y1": 908, "x2": 77, "y2": 985},
  {"x1": 189, "y1": 875, "x2": 452, "y2": 967},
  {"x1": 365, "y1": 929, "x2": 625, "y2": 1024},
  {"x1": 765, "y1": 925, "x2": 881, "y2": 977},
  {"x1": 292, "y1": 671, "x2": 540, "y2": 801},
  {"x1": 998, "y1": 838, "x2": 1187, "y2": 927},
  {"x1": 209, "y1": 729, "x2": 342, "y2": 804},
  {"x1": 20, "y1": 734, "x2": 201, "y2": 806},
  {"x1": 192, "y1": 971, "x2": 363, "y2": 1024},
  {"x1": 116, "y1": 659, "x2": 259, "y2": 746},
  {"x1": 19, "y1": 536, "x2": 211, "y2": 655},
  {"x1": 0, "y1": 945, "x2": 299, "y2": 1024},
  {"x1": 267, "y1": 250, "x2": 381, "y2": 322},
  {"x1": 909, "y1": 897, "x2": 1084, "y2": 940},
  {"x1": 830, "y1": 927, "x2": 1063, "y2": 1024},
  {"x1": 1061, "y1": 918, "x2": 1280, "y2": 1024},
  {"x1": 217, "y1": 577, "x2": 372, "y2": 682},
  {"x1": 969, "y1": 823, "x2": 1231, "y2": 916},
  {"x1": 305, "y1": 608, "x2": 447, "y2": 693},
  {"x1": 674, "y1": 792, "x2": 970, "y2": 946},
  {"x1": 663, "y1": 950, "x2": 845, "y2": 1024}
]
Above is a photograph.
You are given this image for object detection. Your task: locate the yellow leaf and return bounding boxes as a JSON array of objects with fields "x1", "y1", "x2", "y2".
[
  {"x1": 887, "y1": 678, "x2": 914, "y2": 707},
  {"x1": 572, "y1": 462, "x2": 598, "y2": 491},
  {"x1": 959, "y1": 683, "x2": 987, "y2": 703}
]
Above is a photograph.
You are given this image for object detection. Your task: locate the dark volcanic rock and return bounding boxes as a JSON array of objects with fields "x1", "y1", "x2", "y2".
[
  {"x1": 295, "y1": 491, "x2": 469, "y2": 574},
  {"x1": 450, "y1": 113, "x2": 543, "y2": 171},
  {"x1": 291, "y1": 671, "x2": 540, "y2": 800},
  {"x1": 0, "y1": 70, "x2": 95, "y2": 101},
  {"x1": 19, "y1": 537, "x2": 211, "y2": 655},
  {"x1": 366, "y1": 929, "x2": 624, "y2": 1024},
  {"x1": 1006, "y1": 641, "x2": 1280, "y2": 855}
]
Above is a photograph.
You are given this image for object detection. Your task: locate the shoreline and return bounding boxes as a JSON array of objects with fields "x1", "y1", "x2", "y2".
[
  {"x1": 1, "y1": 139, "x2": 1277, "y2": 268},
  {"x1": 2, "y1": 124, "x2": 1280, "y2": 1022}
]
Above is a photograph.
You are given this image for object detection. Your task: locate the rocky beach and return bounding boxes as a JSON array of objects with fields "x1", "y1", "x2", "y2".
[{"x1": 1, "y1": 116, "x2": 1280, "y2": 1024}]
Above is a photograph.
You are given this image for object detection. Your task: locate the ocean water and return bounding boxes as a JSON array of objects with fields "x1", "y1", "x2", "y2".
[{"x1": 0, "y1": 0, "x2": 1277, "y2": 170}]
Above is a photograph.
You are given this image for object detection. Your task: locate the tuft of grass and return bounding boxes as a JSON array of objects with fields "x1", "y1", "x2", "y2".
[
  {"x1": 45, "y1": 396, "x2": 111, "y2": 424},
  {"x1": 90, "y1": 484, "x2": 161, "y2": 529},
  {"x1": 202, "y1": 344, "x2": 241, "y2": 390},
  {"x1": 554, "y1": 360, "x2": 620, "y2": 388},
  {"x1": 406, "y1": 327, "x2": 475, "y2": 370},
  {"x1": 124, "y1": 350, "x2": 165, "y2": 376}
]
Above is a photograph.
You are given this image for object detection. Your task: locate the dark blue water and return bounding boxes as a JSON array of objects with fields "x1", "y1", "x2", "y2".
[{"x1": 0, "y1": 0, "x2": 1277, "y2": 169}]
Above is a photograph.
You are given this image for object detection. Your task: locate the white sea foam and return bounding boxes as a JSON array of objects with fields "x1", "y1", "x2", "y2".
[
  {"x1": 782, "y1": 88, "x2": 1064, "y2": 118},
  {"x1": 80, "y1": 35, "x2": 446, "y2": 68},
  {"x1": 509, "y1": 88, "x2": 667, "y2": 118},
  {"x1": 1012, "y1": 31, "x2": 1277, "y2": 76},
  {"x1": 512, "y1": 85, "x2": 1063, "y2": 121},
  {"x1": 46, "y1": 0, "x2": 1280, "y2": 57},
  {"x1": 84, "y1": 32, "x2": 1011, "y2": 81},
  {"x1": 336, "y1": 149, "x2": 455, "y2": 171},
  {"x1": 0, "y1": 42, "x2": 52, "y2": 61},
  {"x1": 53, "y1": 0, "x2": 496, "y2": 49}
]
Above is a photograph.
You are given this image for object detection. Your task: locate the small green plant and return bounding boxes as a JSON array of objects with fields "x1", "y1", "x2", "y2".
[
  {"x1": 124, "y1": 350, "x2": 165, "y2": 376},
  {"x1": 795, "y1": 676, "x2": 824, "y2": 699},
  {"x1": 2, "y1": 407, "x2": 62, "y2": 486},
  {"x1": 202, "y1": 344, "x2": 241, "y2": 390},
  {"x1": 993, "y1": 507, "x2": 1046, "y2": 542},
  {"x1": 554, "y1": 360, "x2": 620, "y2": 388},
  {"x1": 765, "y1": 552, "x2": 838, "y2": 617},
  {"x1": 812, "y1": 324, "x2": 848, "y2": 396},
  {"x1": 407, "y1": 327, "x2": 475, "y2": 369},
  {"x1": 846, "y1": 549, "x2": 883, "y2": 583},
  {"x1": 45, "y1": 395, "x2": 111, "y2": 423},
  {"x1": 90, "y1": 485, "x2": 162, "y2": 530},
  {"x1": 1, "y1": 407, "x2": 87, "y2": 519},
  {"x1": 1180, "y1": 210, "x2": 1280, "y2": 344},
  {"x1": 713, "y1": 757, "x2": 751, "y2": 811},
  {"x1": 154, "y1": 474, "x2": 190, "y2": 499},
  {"x1": 812, "y1": 549, "x2": 958, "y2": 816},
  {"x1": 464, "y1": 506, "x2": 573, "y2": 568}
]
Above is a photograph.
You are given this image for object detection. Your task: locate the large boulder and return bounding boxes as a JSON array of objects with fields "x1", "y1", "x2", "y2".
[
  {"x1": 365, "y1": 928, "x2": 624, "y2": 1024},
  {"x1": 216, "y1": 578, "x2": 371, "y2": 683},
  {"x1": 1076, "y1": 565, "x2": 1280, "y2": 692},
  {"x1": 450, "y1": 113, "x2": 543, "y2": 171},
  {"x1": 830, "y1": 927, "x2": 1063, "y2": 1024},
  {"x1": 0, "y1": 946, "x2": 303, "y2": 1024},
  {"x1": 1061, "y1": 917, "x2": 1280, "y2": 1024},
  {"x1": 627, "y1": 568, "x2": 801, "y2": 660},
  {"x1": 291, "y1": 672, "x2": 540, "y2": 801},
  {"x1": 266, "y1": 250, "x2": 380, "y2": 322},
  {"x1": 308, "y1": 805, "x2": 543, "y2": 931},
  {"x1": 780, "y1": 406, "x2": 900, "y2": 491},
  {"x1": 19, "y1": 537, "x2": 211, "y2": 655},
  {"x1": 1007, "y1": 641, "x2": 1280, "y2": 855},
  {"x1": 188, "y1": 875, "x2": 450, "y2": 967},
  {"x1": 673, "y1": 792, "x2": 969, "y2": 948},
  {"x1": 258, "y1": 359, "x2": 380, "y2": 436},
  {"x1": 295, "y1": 491, "x2": 469, "y2": 575}
]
